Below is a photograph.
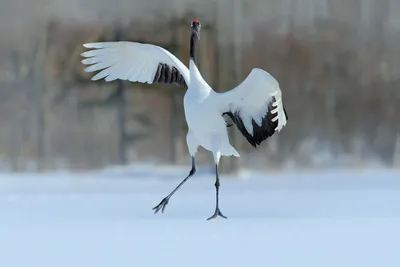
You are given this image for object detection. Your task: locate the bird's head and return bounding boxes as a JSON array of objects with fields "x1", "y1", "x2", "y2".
[{"x1": 191, "y1": 20, "x2": 201, "y2": 40}]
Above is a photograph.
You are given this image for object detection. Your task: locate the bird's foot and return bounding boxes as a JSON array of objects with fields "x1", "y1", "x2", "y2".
[
  {"x1": 206, "y1": 207, "x2": 227, "y2": 221},
  {"x1": 152, "y1": 197, "x2": 170, "y2": 214}
]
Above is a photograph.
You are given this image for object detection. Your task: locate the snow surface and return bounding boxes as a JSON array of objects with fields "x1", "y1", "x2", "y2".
[{"x1": 1, "y1": 164, "x2": 400, "y2": 267}]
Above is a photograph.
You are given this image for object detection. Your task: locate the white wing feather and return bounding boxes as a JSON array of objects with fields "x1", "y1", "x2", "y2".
[
  {"x1": 81, "y1": 41, "x2": 190, "y2": 85},
  {"x1": 218, "y1": 68, "x2": 287, "y2": 134}
]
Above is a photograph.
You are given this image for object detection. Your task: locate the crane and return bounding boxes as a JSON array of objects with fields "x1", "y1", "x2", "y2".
[{"x1": 81, "y1": 19, "x2": 288, "y2": 220}]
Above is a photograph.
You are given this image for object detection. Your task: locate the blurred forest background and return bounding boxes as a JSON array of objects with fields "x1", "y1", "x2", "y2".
[{"x1": 0, "y1": 0, "x2": 399, "y2": 172}]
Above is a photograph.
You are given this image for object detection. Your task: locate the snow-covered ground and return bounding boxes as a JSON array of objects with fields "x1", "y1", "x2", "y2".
[{"x1": 0, "y1": 164, "x2": 400, "y2": 267}]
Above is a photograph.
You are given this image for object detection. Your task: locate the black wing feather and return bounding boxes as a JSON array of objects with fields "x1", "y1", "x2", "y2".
[
  {"x1": 152, "y1": 62, "x2": 187, "y2": 88},
  {"x1": 223, "y1": 98, "x2": 288, "y2": 148}
]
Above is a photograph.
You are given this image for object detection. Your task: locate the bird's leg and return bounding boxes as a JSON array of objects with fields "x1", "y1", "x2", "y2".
[
  {"x1": 207, "y1": 164, "x2": 227, "y2": 220},
  {"x1": 153, "y1": 156, "x2": 196, "y2": 214}
]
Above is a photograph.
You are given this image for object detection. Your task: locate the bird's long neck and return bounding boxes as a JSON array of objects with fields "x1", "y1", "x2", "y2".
[
  {"x1": 189, "y1": 30, "x2": 201, "y2": 81},
  {"x1": 188, "y1": 29, "x2": 210, "y2": 98},
  {"x1": 190, "y1": 31, "x2": 197, "y2": 63}
]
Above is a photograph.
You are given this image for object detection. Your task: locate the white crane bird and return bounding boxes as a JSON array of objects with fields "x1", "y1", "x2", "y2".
[{"x1": 81, "y1": 20, "x2": 288, "y2": 220}]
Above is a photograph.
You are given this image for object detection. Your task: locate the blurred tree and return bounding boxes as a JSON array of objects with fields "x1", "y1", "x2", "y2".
[{"x1": 0, "y1": 0, "x2": 399, "y2": 171}]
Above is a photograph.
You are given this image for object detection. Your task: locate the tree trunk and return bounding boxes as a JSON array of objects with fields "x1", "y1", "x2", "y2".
[{"x1": 115, "y1": 22, "x2": 128, "y2": 165}]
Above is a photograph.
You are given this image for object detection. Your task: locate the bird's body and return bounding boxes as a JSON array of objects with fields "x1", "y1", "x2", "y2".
[
  {"x1": 184, "y1": 60, "x2": 240, "y2": 160},
  {"x1": 81, "y1": 19, "x2": 288, "y2": 220}
]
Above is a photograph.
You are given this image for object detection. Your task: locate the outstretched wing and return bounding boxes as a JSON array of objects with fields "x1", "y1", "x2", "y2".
[
  {"x1": 81, "y1": 41, "x2": 190, "y2": 88},
  {"x1": 217, "y1": 68, "x2": 288, "y2": 147}
]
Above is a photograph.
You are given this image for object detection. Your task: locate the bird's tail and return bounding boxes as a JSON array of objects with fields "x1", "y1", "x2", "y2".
[{"x1": 222, "y1": 145, "x2": 240, "y2": 157}]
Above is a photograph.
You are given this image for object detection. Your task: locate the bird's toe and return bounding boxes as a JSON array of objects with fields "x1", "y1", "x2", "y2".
[{"x1": 152, "y1": 197, "x2": 169, "y2": 214}]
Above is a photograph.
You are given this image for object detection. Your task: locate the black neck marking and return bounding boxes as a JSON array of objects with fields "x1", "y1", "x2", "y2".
[{"x1": 190, "y1": 31, "x2": 197, "y2": 63}]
